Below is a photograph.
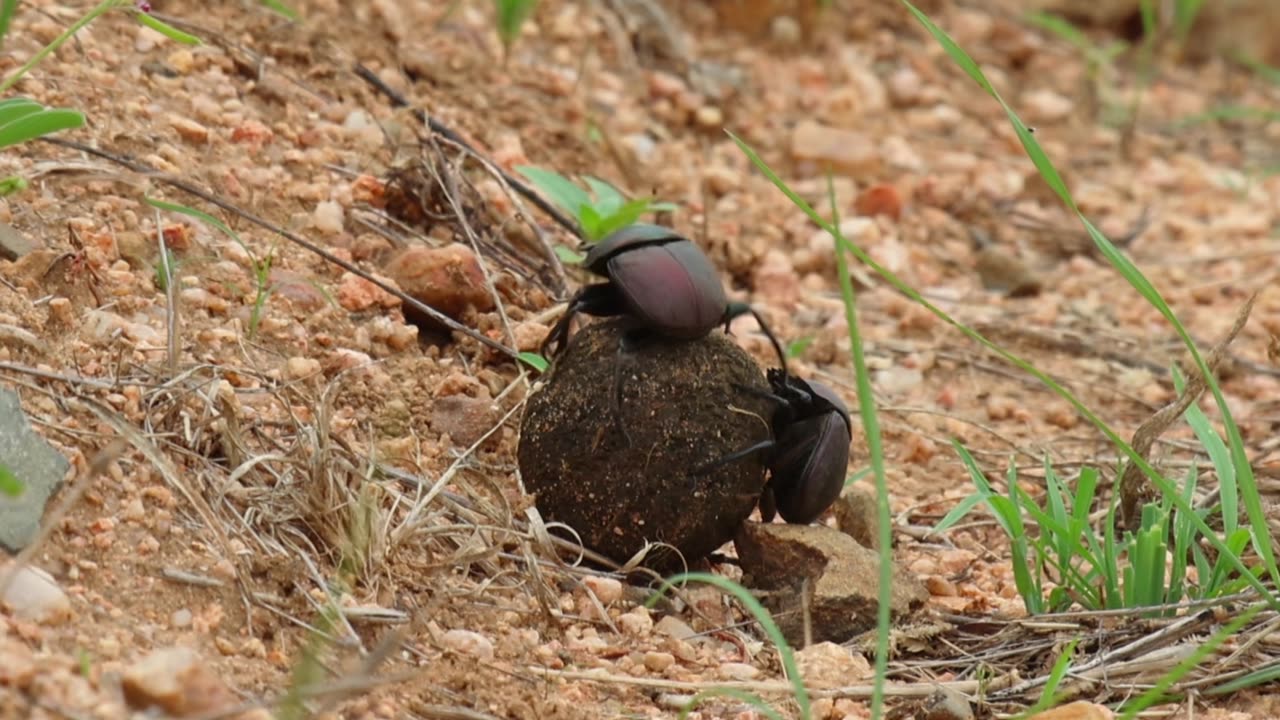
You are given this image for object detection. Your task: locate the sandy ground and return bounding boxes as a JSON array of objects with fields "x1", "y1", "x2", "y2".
[{"x1": 2, "y1": 0, "x2": 1279, "y2": 718}]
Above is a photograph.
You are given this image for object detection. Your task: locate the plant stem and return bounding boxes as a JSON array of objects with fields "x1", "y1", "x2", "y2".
[{"x1": 0, "y1": 0, "x2": 125, "y2": 94}]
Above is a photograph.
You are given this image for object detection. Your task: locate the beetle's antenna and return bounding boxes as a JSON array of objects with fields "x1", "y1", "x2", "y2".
[{"x1": 726, "y1": 302, "x2": 790, "y2": 386}]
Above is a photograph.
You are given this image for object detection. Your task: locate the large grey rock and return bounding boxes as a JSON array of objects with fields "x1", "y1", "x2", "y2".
[
  {"x1": 735, "y1": 521, "x2": 928, "y2": 646},
  {"x1": 0, "y1": 388, "x2": 71, "y2": 551}
]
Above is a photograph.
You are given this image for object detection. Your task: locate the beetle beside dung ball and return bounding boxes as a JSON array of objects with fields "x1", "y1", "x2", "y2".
[{"x1": 519, "y1": 222, "x2": 856, "y2": 569}]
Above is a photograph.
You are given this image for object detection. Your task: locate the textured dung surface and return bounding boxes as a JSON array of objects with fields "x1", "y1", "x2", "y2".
[{"x1": 517, "y1": 319, "x2": 775, "y2": 573}]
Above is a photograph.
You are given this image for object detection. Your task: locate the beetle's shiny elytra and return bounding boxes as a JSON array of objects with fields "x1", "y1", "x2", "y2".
[
  {"x1": 758, "y1": 375, "x2": 852, "y2": 525},
  {"x1": 693, "y1": 369, "x2": 853, "y2": 526},
  {"x1": 542, "y1": 224, "x2": 738, "y2": 357}
]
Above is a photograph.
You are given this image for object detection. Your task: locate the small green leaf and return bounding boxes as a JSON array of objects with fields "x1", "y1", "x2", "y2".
[
  {"x1": 0, "y1": 0, "x2": 17, "y2": 50},
  {"x1": 0, "y1": 107, "x2": 85, "y2": 149},
  {"x1": 517, "y1": 351, "x2": 549, "y2": 372},
  {"x1": 785, "y1": 335, "x2": 814, "y2": 359},
  {"x1": 0, "y1": 175, "x2": 27, "y2": 196},
  {"x1": 553, "y1": 245, "x2": 585, "y2": 264},
  {"x1": 259, "y1": 0, "x2": 301, "y2": 21},
  {"x1": 0, "y1": 462, "x2": 23, "y2": 497},
  {"x1": 493, "y1": 0, "x2": 539, "y2": 51},
  {"x1": 582, "y1": 176, "x2": 626, "y2": 216},
  {"x1": 133, "y1": 12, "x2": 202, "y2": 45},
  {"x1": 0, "y1": 98, "x2": 42, "y2": 125},
  {"x1": 515, "y1": 165, "x2": 591, "y2": 219},
  {"x1": 578, "y1": 203, "x2": 604, "y2": 241},
  {"x1": 145, "y1": 196, "x2": 239, "y2": 241}
]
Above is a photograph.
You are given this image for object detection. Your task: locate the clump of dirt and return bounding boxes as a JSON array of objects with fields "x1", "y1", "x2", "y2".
[{"x1": 517, "y1": 319, "x2": 776, "y2": 572}]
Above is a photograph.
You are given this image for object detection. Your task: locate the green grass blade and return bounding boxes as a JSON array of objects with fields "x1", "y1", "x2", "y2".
[
  {"x1": 259, "y1": 0, "x2": 301, "y2": 21},
  {"x1": 1118, "y1": 603, "x2": 1265, "y2": 719},
  {"x1": 900, "y1": 0, "x2": 1279, "y2": 597},
  {"x1": 0, "y1": 107, "x2": 85, "y2": 148},
  {"x1": 933, "y1": 490, "x2": 991, "y2": 533},
  {"x1": 1022, "y1": 638, "x2": 1079, "y2": 716},
  {"x1": 646, "y1": 572, "x2": 809, "y2": 718},
  {"x1": 1175, "y1": 366, "x2": 1237, "y2": 535},
  {"x1": 133, "y1": 11, "x2": 201, "y2": 44},
  {"x1": 0, "y1": 98, "x2": 41, "y2": 125},
  {"x1": 1206, "y1": 658, "x2": 1280, "y2": 695},
  {"x1": 677, "y1": 688, "x2": 785, "y2": 720},
  {"x1": 516, "y1": 352, "x2": 548, "y2": 373},
  {"x1": 0, "y1": 0, "x2": 16, "y2": 50},
  {"x1": 825, "y1": 172, "x2": 893, "y2": 719}
]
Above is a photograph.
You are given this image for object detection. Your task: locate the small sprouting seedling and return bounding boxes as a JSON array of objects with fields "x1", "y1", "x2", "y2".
[
  {"x1": 0, "y1": 462, "x2": 23, "y2": 497},
  {"x1": 0, "y1": 96, "x2": 84, "y2": 148},
  {"x1": 515, "y1": 165, "x2": 678, "y2": 260},
  {"x1": 76, "y1": 647, "x2": 92, "y2": 678},
  {"x1": 646, "y1": 571, "x2": 810, "y2": 719},
  {"x1": 258, "y1": 0, "x2": 300, "y2": 21},
  {"x1": 143, "y1": 197, "x2": 320, "y2": 341},
  {"x1": 1023, "y1": 12, "x2": 1128, "y2": 124},
  {"x1": 492, "y1": 0, "x2": 538, "y2": 60},
  {"x1": 516, "y1": 351, "x2": 549, "y2": 373},
  {"x1": 1, "y1": 2, "x2": 198, "y2": 95},
  {"x1": 0, "y1": 2, "x2": 198, "y2": 193},
  {"x1": 0, "y1": 0, "x2": 16, "y2": 50},
  {"x1": 785, "y1": 335, "x2": 814, "y2": 360},
  {"x1": 153, "y1": 247, "x2": 179, "y2": 292}
]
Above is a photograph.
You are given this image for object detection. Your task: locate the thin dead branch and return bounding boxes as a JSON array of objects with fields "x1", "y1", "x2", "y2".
[
  {"x1": 1118, "y1": 292, "x2": 1257, "y2": 526},
  {"x1": 37, "y1": 136, "x2": 517, "y2": 360}
]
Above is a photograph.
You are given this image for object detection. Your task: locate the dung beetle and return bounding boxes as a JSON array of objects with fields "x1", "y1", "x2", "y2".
[
  {"x1": 694, "y1": 369, "x2": 852, "y2": 525},
  {"x1": 540, "y1": 223, "x2": 784, "y2": 362},
  {"x1": 541, "y1": 223, "x2": 789, "y2": 442}
]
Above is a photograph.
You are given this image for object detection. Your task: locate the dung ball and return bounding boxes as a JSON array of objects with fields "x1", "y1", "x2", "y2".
[{"x1": 517, "y1": 319, "x2": 776, "y2": 574}]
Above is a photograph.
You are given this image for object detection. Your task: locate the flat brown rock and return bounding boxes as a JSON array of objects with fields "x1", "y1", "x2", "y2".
[{"x1": 735, "y1": 521, "x2": 928, "y2": 645}]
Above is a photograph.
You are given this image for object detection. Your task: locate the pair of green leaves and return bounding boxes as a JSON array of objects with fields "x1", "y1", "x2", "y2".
[
  {"x1": 0, "y1": 97, "x2": 83, "y2": 151},
  {"x1": 516, "y1": 165, "x2": 677, "y2": 260}
]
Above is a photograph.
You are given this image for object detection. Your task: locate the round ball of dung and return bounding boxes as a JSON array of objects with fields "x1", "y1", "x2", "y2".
[{"x1": 517, "y1": 319, "x2": 776, "y2": 574}]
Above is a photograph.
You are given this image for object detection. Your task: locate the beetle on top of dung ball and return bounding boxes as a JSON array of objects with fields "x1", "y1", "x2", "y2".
[{"x1": 537, "y1": 222, "x2": 855, "y2": 530}]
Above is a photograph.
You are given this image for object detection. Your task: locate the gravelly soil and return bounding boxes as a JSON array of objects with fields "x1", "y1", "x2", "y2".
[{"x1": 1, "y1": 0, "x2": 1278, "y2": 718}]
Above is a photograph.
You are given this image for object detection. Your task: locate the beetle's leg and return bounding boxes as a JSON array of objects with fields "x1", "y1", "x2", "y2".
[
  {"x1": 540, "y1": 297, "x2": 582, "y2": 358},
  {"x1": 730, "y1": 382, "x2": 789, "y2": 407},
  {"x1": 757, "y1": 483, "x2": 779, "y2": 523},
  {"x1": 609, "y1": 325, "x2": 653, "y2": 447},
  {"x1": 541, "y1": 284, "x2": 627, "y2": 357},
  {"x1": 689, "y1": 439, "x2": 776, "y2": 476}
]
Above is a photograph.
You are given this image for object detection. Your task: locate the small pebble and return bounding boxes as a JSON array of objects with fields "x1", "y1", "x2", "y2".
[
  {"x1": 441, "y1": 629, "x2": 495, "y2": 661},
  {"x1": 0, "y1": 564, "x2": 72, "y2": 625},
  {"x1": 770, "y1": 15, "x2": 802, "y2": 45},
  {"x1": 313, "y1": 200, "x2": 345, "y2": 235},
  {"x1": 717, "y1": 662, "x2": 760, "y2": 681},
  {"x1": 694, "y1": 105, "x2": 723, "y2": 129},
  {"x1": 643, "y1": 651, "x2": 675, "y2": 672},
  {"x1": 171, "y1": 609, "x2": 193, "y2": 628},
  {"x1": 617, "y1": 606, "x2": 654, "y2": 636},
  {"x1": 582, "y1": 575, "x2": 622, "y2": 605}
]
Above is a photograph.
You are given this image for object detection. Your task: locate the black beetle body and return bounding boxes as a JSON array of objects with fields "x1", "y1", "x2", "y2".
[
  {"x1": 541, "y1": 223, "x2": 790, "y2": 444},
  {"x1": 585, "y1": 227, "x2": 729, "y2": 340},
  {"x1": 541, "y1": 224, "x2": 736, "y2": 358},
  {"x1": 757, "y1": 374, "x2": 852, "y2": 524},
  {"x1": 695, "y1": 369, "x2": 852, "y2": 525}
]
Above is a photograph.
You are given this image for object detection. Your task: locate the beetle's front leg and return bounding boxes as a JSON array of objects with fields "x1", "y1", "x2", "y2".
[{"x1": 608, "y1": 325, "x2": 655, "y2": 447}]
